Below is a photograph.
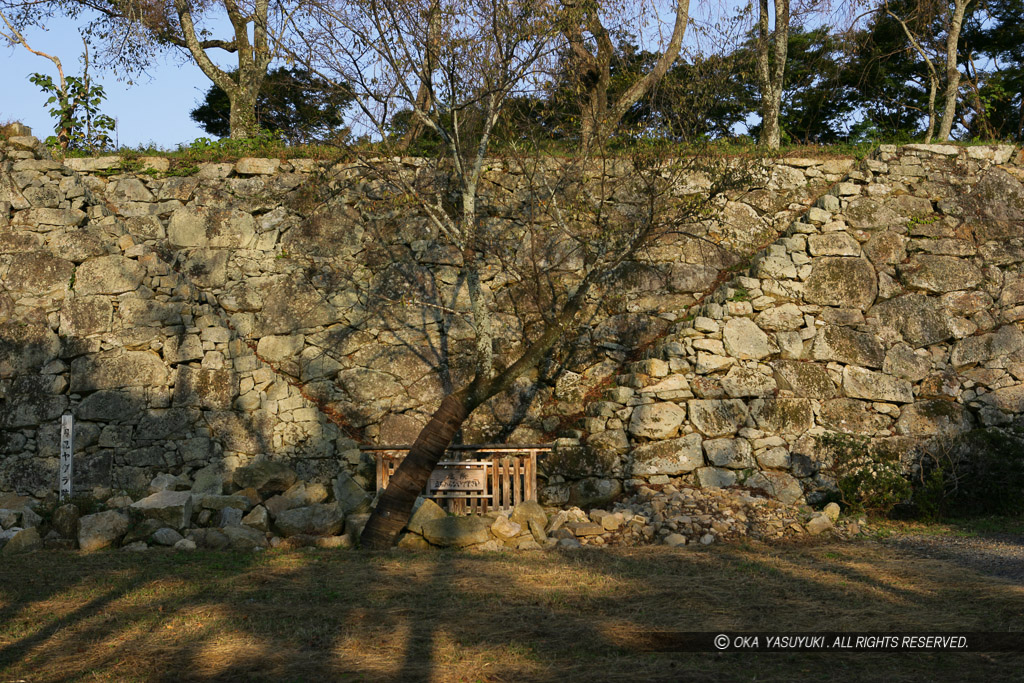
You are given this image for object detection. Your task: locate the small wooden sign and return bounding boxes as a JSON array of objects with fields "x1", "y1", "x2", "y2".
[
  {"x1": 59, "y1": 413, "x2": 74, "y2": 501},
  {"x1": 428, "y1": 465, "x2": 487, "y2": 492}
]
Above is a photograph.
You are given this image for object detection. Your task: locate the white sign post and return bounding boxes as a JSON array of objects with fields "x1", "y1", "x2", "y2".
[{"x1": 59, "y1": 413, "x2": 74, "y2": 501}]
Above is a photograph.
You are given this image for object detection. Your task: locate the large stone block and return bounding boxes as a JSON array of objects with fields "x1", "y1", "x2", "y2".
[
  {"x1": 333, "y1": 472, "x2": 372, "y2": 515},
  {"x1": 842, "y1": 366, "x2": 913, "y2": 403},
  {"x1": 968, "y1": 168, "x2": 1024, "y2": 240},
  {"x1": 205, "y1": 411, "x2": 273, "y2": 454},
  {"x1": 73, "y1": 255, "x2": 146, "y2": 295},
  {"x1": 168, "y1": 207, "x2": 256, "y2": 248},
  {"x1": 803, "y1": 257, "x2": 877, "y2": 310},
  {"x1": 896, "y1": 401, "x2": 973, "y2": 437},
  {"x1": 754, "y1": 303, "x2": 804, "y2": 331},
  {"x1": 820, "y1": 399, "x2": 891, "y2": 434},
  {"x1": 0, "y1": 375, "x2": 67, "y2": 427},
  {"x1": 76, "y1": 390, "x2": 144, "y2": 423},
  {"x1": 630, "y1": 433, "x2": 704, "y2": 475},
  {"x1": 11, "y1": 207, "x2": 86, "y2": 227},
  {"x1": 721, "y1": 366, "x2": 776, "y2": 397},
  {"x1": 70, "y1": 350, "x2": 168, "y2": 392},
  {"x1": 688, "y1": 399, "x2": 749, "y2": 437},
  {"x1": 844, "y1": 197, "x2": 901, "y2": 229},
  {"x1": 254, "y1": 275, "x2": 338, "y2": 336},
  {"x1": 406, "y1": 497, "x2": 446, "y2": 535},
  {"x1": 695, "y1": 467, "x2": 737, "y2": 489},
  {"x1": 0, "y1": 318, "x2": 59, "y2": 375},
  {"x1": 770, "y1": 360, "x2": 836, "y2": 398},
  {"x1": 979, "y1": 385, "x2": 1024, "y2": 414},
  {"x1": 898, "y1": 255, "x2": 984, "y2": 294},
  {"x1": 703, "y1": 438, "x2": 754, "y2": 469},
  {"x1": 137, "y1": 408, "x2": 197, "y2": 441},
  {"x1": 871, "y1": 294, "x2": 953, "y2": 348},
  {"x1": 172, "y1": 366, "x2": 239, "y2": 410},
  {"x1": 883, "y1": 344, "x2": 931, "y2": 382},
  {"x1": 723, "y1": 317, "x2": 777, "y2": 360},
  {"x1": 163, "y1": 334, "x2": 204, "y2": 364},
  {"x1": 118, "y1": 299, "x2": 183, "y2": 327},
  {"x1": 256, "y1": 334, "x2": 305, "y2": 362},
  {"x1": 807, "y1": 233, "x2": 861, "y2": 257},
  {"x1": 59, "y1": 296, "x2": 113, "y2": 336},
  {"x1": 567, "y1": 477, "x2": 622, "y2": 508},
  {"x1": 628, "y1": 402, "x2": 687, "y2": 439},
  {"x1": 811, "y1": 325, "x2": 885, "y2": 368},
  {"x1": 181, "y1": 249, "x2": 229, "y2": 288},
  {"x1": 749, "y1": 398, "x2": 811, "y2": 435},
  {"x1": 6, "y1": 253, "x2": 73, "y2": 295},
  {"x1": 950, "y1": 326, "x2": 1024, "y2": 369},
  {"x1": 863, "y1": 232, "x2": 908, "y2": 266},
  {"x1": 0, "y1": 230, "x2": 42, "y2": 254},
  {"x1": 744, "y1": 471, "x2": 803, "y2": 504}
]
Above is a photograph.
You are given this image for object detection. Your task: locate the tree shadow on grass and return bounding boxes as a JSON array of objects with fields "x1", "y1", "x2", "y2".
[{"x1": 0, "y1": 543, "x2": 1022, "y2": 682}]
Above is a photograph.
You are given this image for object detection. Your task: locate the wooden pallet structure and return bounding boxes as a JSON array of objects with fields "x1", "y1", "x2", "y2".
[{"x1": 366, "y1": 444, "x2": 550, "y2": 514}]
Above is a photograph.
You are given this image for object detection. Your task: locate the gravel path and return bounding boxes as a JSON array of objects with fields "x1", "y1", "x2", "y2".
[{"x1": 883, "y1": 531, "x2": 1024, "y2": 583}]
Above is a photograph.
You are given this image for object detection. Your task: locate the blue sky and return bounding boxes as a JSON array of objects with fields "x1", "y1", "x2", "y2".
[{"x1": 2, "y1": 16, "x2": 212, "y2": 148}]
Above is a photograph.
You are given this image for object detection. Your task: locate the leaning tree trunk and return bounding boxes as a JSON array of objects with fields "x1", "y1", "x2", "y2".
[{"x1": 360, "y1": 392, "x2": 473, "y2": 549}]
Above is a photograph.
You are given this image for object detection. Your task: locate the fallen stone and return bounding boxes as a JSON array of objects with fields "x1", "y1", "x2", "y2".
[
  {"x1": 421, "y1": 516, "x2": 491, "y2": 547},
  {"x1": 188, "y1": 528, "x2": 230, "y2": 550},
  {"x1": 407, "y1": 497, "x2": 447, "y2": 535},
  {"x1": 344, "y1": 513, "x2": 371, "y2": 546},
  {"x1": 333, "y1": 472, "x2": 372, "y2": 515},
  {"x1": 241, "y1": 505, "x2": 270, "y2": 532},
  {"x1": 509, "y1": 500, "x2": 547, "y2": 532},
  {"x1": 1, "y1": 527, "x2": 41, "y2": 554},
  {"x1": 223, "y1": 525, "x2": 268, "y2": 550},
  {"x1": 274, "y1": 503, "x2": 345, "y2": 537},
  {"x1": 664, "y1": 533, "x2": 687, "y2": 547},
  {"x1": 823, "y1": 502, "x2": 841, "y2": 522},
  {"x1": 566, "y1": 522, "x2": 605, "y2": 537},
  {"x1": 129, "y1": 490, "x2": 193, "y2": 530},
  {"x1": 806, "y1": 515, "x2": 833, "y2": 535},
  {"x1": 490, "y1": 515, "x2": 522, "y2": 540},
  {"x1": 315, "y1": 535, "x2": 351, "y2": 549},
  {"x1": 78, "y1": 510, "x2": 130, "y2": 552},
  {"x1": 219, "y1": 508, "x2": 243, "y2": 527},
  {"x1": 232, "y1": 459, "x2": 297, "y2": 494},
  {"x1": 151, "y1": 528, "x2": 184, "y2": 546},
  {"x1": 52, "y1": 504, "x2": 80, "y2": 538}
]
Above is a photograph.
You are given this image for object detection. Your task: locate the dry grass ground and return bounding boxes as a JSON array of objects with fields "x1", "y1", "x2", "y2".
[{"x1": 0, "y1": 530, "x2": 1021, "y2": 682}]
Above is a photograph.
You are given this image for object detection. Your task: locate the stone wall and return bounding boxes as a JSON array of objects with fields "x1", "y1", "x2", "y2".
[
  {"x1": 550, "y1": 142, "x2": 1024, "y2": 508},
  {"x1": 1, "y1": 128, "x2": 1021, "y2": 510}
]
